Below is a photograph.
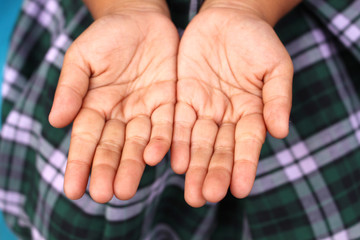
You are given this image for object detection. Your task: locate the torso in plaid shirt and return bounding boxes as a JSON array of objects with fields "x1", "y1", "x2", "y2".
[{"x1": 1, "y1": 0, "x2": 360, "y2": 239}]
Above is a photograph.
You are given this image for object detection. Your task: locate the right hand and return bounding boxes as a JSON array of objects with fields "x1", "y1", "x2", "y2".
[{"x1": 49, "y1": 7, "x2": 179, "y2": 203}]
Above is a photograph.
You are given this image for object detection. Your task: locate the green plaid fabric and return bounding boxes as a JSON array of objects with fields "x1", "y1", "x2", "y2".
[{"x1": 1, "y1": 0, "x2": 360, "y2": 239}]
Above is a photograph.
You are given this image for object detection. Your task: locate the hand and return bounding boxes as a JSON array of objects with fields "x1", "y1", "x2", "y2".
[
  {"x1": 172, "y1": 4, "x2": 293, "y2": 207},
  {"x1": 49, "y1": 9, "x2": 179, "y2": 203}
]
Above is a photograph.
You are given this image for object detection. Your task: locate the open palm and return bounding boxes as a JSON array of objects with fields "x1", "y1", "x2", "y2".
[
  {"x1": 49, "y1": 11, "x2": 179, "y2": 203},
  {"x1": 172, "y1": 8, "x2": 293, "y2": 207}
]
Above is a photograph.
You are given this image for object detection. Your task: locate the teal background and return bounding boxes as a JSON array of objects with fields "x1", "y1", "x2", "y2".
[{"x1": 0, "y1": 0, "x2": 23, "y2": 239}]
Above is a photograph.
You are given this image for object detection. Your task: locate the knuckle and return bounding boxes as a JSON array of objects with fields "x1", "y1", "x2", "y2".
[
  {"x1": 237, "y1": 132, "x2": 265, "y2": 144},
  {"x1": 234, "y1": 158, "x2": 257, "y2": 168},
  {"x1": 71, "y1": 132, "x2": 99, "y2": 144},
  {"x1": 67, "y1": 159, "x2": 91, "y2": 168},
  {"x1": 126, "y1": 136, "x2": 149, "y2": 146}
]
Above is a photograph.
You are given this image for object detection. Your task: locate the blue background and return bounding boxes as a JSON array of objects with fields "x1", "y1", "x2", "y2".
[{"x1": 0, "y1": 0, "x2": 23, "y2": 239}]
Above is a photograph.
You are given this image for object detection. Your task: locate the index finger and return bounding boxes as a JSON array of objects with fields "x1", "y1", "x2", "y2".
[
  {"x1": 231, "y1": 112, "x2": 266, "y2": 198},
  {"x1": 64, "y1": 107, "x2": 105, "y2": 199}
]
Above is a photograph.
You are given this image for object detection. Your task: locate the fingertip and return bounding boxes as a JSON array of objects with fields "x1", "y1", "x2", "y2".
[
  {"x1": 48, "y1": 111, "x2": 59, "y2": 128},
  {"x1": 184, "y1": 192, "x2": 206, "y2": 208},
  {"x1": 49, "y1": 91, "x2": 82, "y2": 128},
  {"x1": 230, "y1": 183, "x2": 252, "y2": 199},
  {"x1": 230, "y1": 161, "x2": 257, "y2": 199},
  {"x1": 170, "y1": 144, "x2": 189, "y2": 174},
  {"x1": 48, "y1": 102, "x2": 63, "y2": 128},
  {"x1": 114, "y1": 181, "x2": 137, "y2": 200},
  {"x1": 143, "y1": 140, "x2": 169, "y2": 166},
  {"x1": 63, "y1": 161, "x2": 91, "y2": 200},
  {"x1": 64, "y1": 182, "x2": 86, "y2": 200},
  {"x1": 272, "y1": 124, "x2": 289, "y2": 139},
  {"x1": 184, "y1": 169, "x2": 207, "y2": 208},
  {"x1": 113, "y1": 162, "x2": 142, "y2": 201},
  {"x1": 267, "y1": 121, "x2": 289, "y2": 139},
  {"x1": 202, "y1": 170, "x2": 230, "y2": 203},
  {"x1": 89, "y1": 169, "x2": 115, "y2": 204},
  {"x1": 171, "y1": 163, "x2": 187, "y2": 175},
  {"x1": 230, "y1": 180, "x2": 253, "y2": 199},
  {"x1": 48, "y1": 111, "x2": 70, "y2": 128},
  {"x1": 89, "y1": 186, "x2": 113, "y2": 204},
  {"x1": 264, "y1": 104, "x2": 290, "y2": 139}
]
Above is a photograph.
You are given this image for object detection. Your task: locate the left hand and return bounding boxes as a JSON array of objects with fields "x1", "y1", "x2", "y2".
[{"x1": 172, "y1": 3, "x2": 293, "y2": 207}]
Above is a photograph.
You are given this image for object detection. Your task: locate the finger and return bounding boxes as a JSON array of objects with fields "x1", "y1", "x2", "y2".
[
  {"x1": 89, "y1": 119, "x2": 125, "y2": 203},
  {"x1": 203, "y1": 123, "x2": 235, "y2": 203},
  {"x1": 185, "y1": 119, "x2": 218, "y2": 208},
  {"x1": 171, "y1": 102, "x2": 196, "y2": 174},
  {"x1": 143, "y1": 103, "x2": 174, "y2": 166},
  {"x1": 64, "y1": 108, "x2": 105, "y2": 200},
  {"x1": 49, "y1": 45, "x2": 90, "y2": 128},
  {"x1": 231, "y1": 113, "x2": 266, "y2": 199},
  {"x1": 114, "y1": 115, "x2": 151, "y2": 200},
  {"x1": 263, "y1": 60, "x2": 293, "y2": 138}
]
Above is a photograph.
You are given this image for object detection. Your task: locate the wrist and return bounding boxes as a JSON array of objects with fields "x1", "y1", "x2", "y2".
[
  {"x1": 200, "y1": 0, "x2": 302, "y2": 26},
  {"x1": 83, "y1": 0, "x2": 171, "y2": 19}
]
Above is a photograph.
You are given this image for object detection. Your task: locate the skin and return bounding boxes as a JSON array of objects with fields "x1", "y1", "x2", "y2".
[
  {"x1": 49, "y1": 0, "x2": 301, "y2": 206},
  {"x1": 172, "y1": 0, "x2": 300, "y2": 207},
  {"x1": 49, "y1": 1, "x2": 179, "y2": 203}
]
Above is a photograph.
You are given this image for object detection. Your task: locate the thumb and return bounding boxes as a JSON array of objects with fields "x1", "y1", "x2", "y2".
[
  {"x1": 49, "y1": 44, "x2": 90, "y2": 128},
  {"x1": 262, "y1": 57, "x2": 293, "y2": 139}
]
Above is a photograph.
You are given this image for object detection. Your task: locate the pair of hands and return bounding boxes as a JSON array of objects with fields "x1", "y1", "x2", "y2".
[{"x1": 48, "y1": 1, "x2": 293, "y2": 207}]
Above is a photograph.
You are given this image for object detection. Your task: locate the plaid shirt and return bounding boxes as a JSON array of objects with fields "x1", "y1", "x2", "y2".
[{"x1": 1, "y1": 0, "x2": 360, "y2": 239}]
